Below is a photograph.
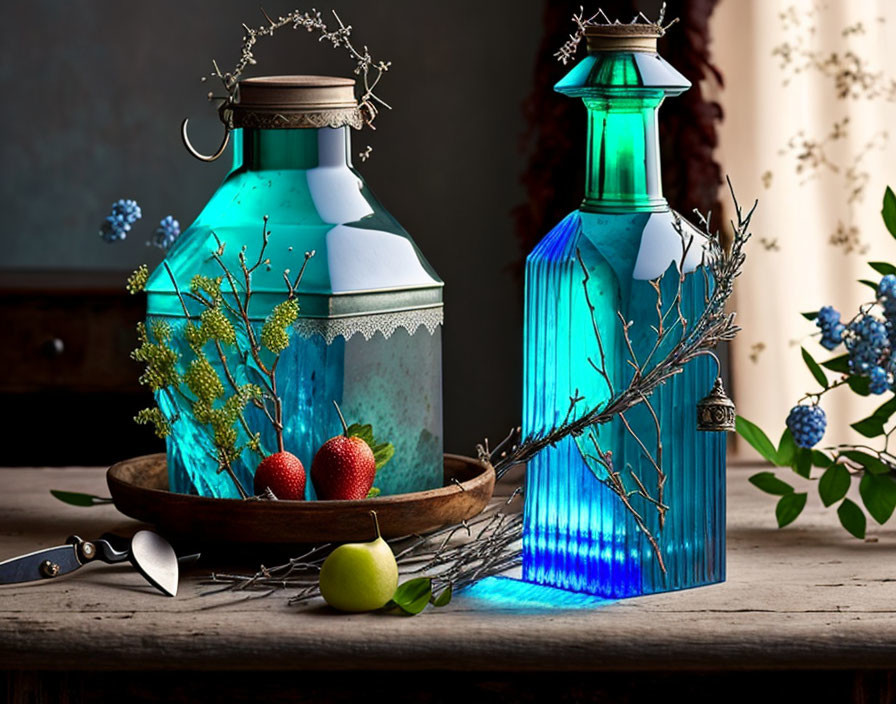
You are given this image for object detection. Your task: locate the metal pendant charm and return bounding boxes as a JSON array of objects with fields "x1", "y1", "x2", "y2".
[{"x1": 697, "y1": 378, "x2": 736, "y2": 432}]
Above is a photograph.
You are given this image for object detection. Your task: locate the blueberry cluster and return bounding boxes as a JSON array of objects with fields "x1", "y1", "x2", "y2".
[
  {"x1": 845, "y1": 314, "x2": 888, "y2": 376},
  {"x1": 816, "y1": 306, "x2": 845, "y2": 350},
  {"x1": 817, "y1": 278, "x2": 896, "y2": 397},
  {"x1": 100, "y1": 199, "x2": 142, "y2": 243},
  {"x1": 878, "y1": 274, "x2": 896, "y2": 315},
  {"x1": 152, "y1": 215, "x2": 181, "y2": 251},
  {"x1": 786, "y1": 404, "x2": 827, "y2": 449}
]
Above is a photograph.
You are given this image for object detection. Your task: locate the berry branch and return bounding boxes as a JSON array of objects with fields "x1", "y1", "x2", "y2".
[
  {"x1": 128, "y1": 216, "x2": 315, "y2": 498},
  {"x1": 482, "y1": 178, "x2": 753, "y2": 482},
  {"x1": 739, "y1": 186, "x2": 896, "y2": 538}
]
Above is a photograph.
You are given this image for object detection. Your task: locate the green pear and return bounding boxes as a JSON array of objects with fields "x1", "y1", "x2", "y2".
[{"x1": 319, "y1": 511, "x2": 398, "y2": 612}]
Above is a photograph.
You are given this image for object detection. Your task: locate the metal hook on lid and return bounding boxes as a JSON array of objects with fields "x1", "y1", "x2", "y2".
[{"x1": 181, "y1": 118, "x2": 230, "y2": 163}]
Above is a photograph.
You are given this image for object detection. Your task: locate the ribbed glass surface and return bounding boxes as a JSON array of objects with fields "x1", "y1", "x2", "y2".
[{"x1": 522, "y1": 210, "x2": 725, "y2": 598}]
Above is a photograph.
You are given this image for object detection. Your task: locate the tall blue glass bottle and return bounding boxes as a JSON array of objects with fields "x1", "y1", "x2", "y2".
[{"x1": 522, "y1": 25, "x2": 726, "y2": 598}]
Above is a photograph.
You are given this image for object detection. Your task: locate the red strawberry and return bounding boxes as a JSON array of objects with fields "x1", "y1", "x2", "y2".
[
  {"x1": 311, "y1": 402, "x2": 376, "y2": 500},
  {"x1": 254, "y1": 451, "x2": 306, "y2": 500},
  {"x1": 311, "y1": 435, "x2": 376, "y2": 500}
]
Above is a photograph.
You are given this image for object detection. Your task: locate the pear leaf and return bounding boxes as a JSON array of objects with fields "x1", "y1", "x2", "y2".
[
  {"x1": 432, "y1": 584, "x2": 453, "y2": 607},
  {"x1": 392, "y1": 577, "x2": 432, "y2": 615}
]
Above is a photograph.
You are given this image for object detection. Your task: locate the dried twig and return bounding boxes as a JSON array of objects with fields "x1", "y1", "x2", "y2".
[
  {"x1": 207, "y1": 9, "x2": 391, "y2": 128},
  {"x1": 485, "y1": 179, "x2": 753, "y2": 480},
  {"x1": 555, "y1": 4, "x2": 680, "y2": 65},
  {"x1": 205, "y1": 182, "x2": 753, "y2": 601}
]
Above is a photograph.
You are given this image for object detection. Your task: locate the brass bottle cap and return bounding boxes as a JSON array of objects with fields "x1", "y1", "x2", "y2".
[
  {"x1": 229, "y1": 75, "x2": 363, "y2": 130},
  {"x1": 585, "y1": 24, "x2": 663, "y2": 53}
]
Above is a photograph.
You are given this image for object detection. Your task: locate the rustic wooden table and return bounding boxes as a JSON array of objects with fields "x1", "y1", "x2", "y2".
[{"x1": 1, "y1": 463, "x2": 894, "y2": 703}]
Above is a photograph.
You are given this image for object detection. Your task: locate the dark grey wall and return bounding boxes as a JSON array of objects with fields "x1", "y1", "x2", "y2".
[{"x1": 0, "y1": 1, "x2": 546, "y2": 456}]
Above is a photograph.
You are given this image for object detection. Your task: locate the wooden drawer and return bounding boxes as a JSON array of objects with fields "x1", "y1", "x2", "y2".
[{"x1": 0, "y1": 271, "x2": 145, "y2": 393}]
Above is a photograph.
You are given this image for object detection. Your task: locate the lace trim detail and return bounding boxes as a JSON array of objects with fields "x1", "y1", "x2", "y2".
[
  {"x1": 229, "y1": 107, "x2": 364, "y2": 130},
  {"x1": 293, "y1": 308, "x2": 443, "y2": 344}
]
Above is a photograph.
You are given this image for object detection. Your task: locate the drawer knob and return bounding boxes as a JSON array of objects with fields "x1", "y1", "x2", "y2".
[{"x1": 42, "y1": 337, "x2": 65, "y2": 357}]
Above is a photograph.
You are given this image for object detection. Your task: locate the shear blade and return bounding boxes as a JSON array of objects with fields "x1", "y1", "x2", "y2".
[{"x1": 130, "y1": 531, "x2": 179, "y2": 597}]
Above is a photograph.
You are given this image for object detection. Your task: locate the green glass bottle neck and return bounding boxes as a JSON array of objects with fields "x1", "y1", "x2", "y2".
[
  {"x1": 231, "y1": 126, "x2": 351, "y2": 172},
  {"x1": 582, "y1": 95, "x2": 667, "y2": 213}
]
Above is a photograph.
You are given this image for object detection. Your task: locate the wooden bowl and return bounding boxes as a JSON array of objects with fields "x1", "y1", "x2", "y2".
[{"x1": 107, "y1": 453, "x2": 495, "y2": 545}]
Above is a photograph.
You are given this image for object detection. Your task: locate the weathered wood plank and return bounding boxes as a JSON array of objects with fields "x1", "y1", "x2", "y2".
[{"x1": 0, "y1": 464, "x2": 894, "y2": 671}]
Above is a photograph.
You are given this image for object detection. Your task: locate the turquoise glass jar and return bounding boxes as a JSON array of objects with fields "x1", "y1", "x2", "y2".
[
  {"x1": 146, "y1": 77, "x2": 444, "y2": 499},
  {"x1": 522, "y1": 27, "x2": 725, "y2": 598}
]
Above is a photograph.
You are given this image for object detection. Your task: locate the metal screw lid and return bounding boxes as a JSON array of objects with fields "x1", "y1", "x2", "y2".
[
  {"x1": 585, "y1": 24, "x2": 663, "y2": 53},
  {"x1": 228, "y1": 75, "x2": 364, "y2": 130}
]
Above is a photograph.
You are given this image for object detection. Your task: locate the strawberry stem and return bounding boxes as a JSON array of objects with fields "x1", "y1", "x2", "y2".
[
  {"x1": 369, "y1": 509, "x2": 381, "y2": 540},
  {"x1": 332, "y1": 400, "x2": 349, "y2": 437}
]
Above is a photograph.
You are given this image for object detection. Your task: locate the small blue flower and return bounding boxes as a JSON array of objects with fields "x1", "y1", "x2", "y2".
[
  {"x1": 151, "y1": 215, "x2": 181, "y2": 251},
  {"x1": 786, "y1": 405, "x2": 827, "y2": 449},
  {"x1": 99, "y1": 199, "x2": 142, "y2": 243}
]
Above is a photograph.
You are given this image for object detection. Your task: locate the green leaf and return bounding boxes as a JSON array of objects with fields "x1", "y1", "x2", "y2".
[
  {"x1": 873, "y1": 396, "x2": 896, "y2": 423},
  {"x1": 869, "y1": 261, "x2": 896, "y2": 276},
  {"x1": 859, "y1": 279, "x2": 880, "y2": 292},
  {"x1": 801, "y1": 311, "x2": 819, "y2": 321},
  {"x1": 366, "y1": 487, "x2": 381, "y2": 498},
  {"x1": 431, "y1": 585, "x2": 453, "y2": 607},
  {"x1": 346, "y1": 422, "x2": 396, "y2": 473},
  {"x1": 812, "y1": 450, "x2": 834, "y2": 468},
  {"x1": 818, "y1": 464, "x2": 850, "y2": 507},
  {"x1": 882, "y1": 186, "x2": 896, "y2": 238},
  {"x1": 795, "y1": 449, "x2": 812, "y2": 478},
  {"x1": 801, "y1": 347, "x2": 828, "y2": 389},
  {"x1": 776, "y1": 492, "x2": 808, "y2": 527},
  {"x1": 392, "y1": 577, "x2": 432, "y2": 615},
  {"x1": 837, "y1": 498, "x2": 866, "y2": 538},
  {"x1": 847, "y1": 375, "x2": 871, "y2": 396},
  {"x1": 371, "y1": 442, "x2": 395, "y2": 472},
  {"x1": 735, "y1": 416, "x2": 778, "y2": 464},
  {"x1": 49, "y1": 490, "x2": 112, "y2": 507},
  {"x1": 345, "y1": 422, "x2": 374, "y2": 445},
  {"x1": 749, "y1": 471, "x2": 794, "y2": 496},
  {"x1": 859, "y1": 472, "x2": 896, "y2": 524},
  {"x1": 776, "y1": 428, "x2": 797, "y2": 467},
  {"x1": 851, "y1": 416, "x2": 887, "y2": 438},
  {"x1": 821, "y1": 354, "x2": 850, "y2": 373},
  {"x1": 852, "y1": 396, "x2": 896, "y2": 438},
  {"x1": 842, "y1": 450, "x2": 891, "y2": 475}
]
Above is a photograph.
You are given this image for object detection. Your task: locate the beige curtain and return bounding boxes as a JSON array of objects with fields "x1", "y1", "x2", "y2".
[{"x1": 711, "y1": 0, "x2": 896, "y2": 455}]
